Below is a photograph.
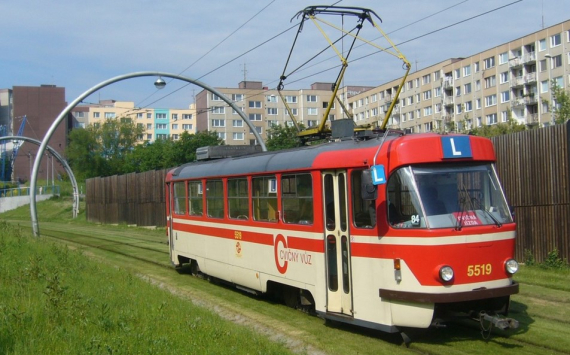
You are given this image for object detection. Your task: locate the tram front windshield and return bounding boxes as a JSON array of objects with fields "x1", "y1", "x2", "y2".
[{"x1": 387, "y1": 163, "x2": 513, "y2": 229}]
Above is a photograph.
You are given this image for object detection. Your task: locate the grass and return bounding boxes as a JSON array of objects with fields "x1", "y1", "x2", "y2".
[
  {"x1": 0, "y1": 221, "x2": 294, "y2": 355},
  {"x1": 3, "y1": 196, "x2": 570, "y2": 354}
]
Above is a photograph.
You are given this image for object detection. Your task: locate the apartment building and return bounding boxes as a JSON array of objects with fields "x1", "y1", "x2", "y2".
[
  {"x1": 195, "y1": 81, "x2": 375, "y2": 145},
  {"x1": 71, "y1": 100, "x2": 196, "y2": 142},
  {"x1": 349, "y1": 19, "x2": 570, "y2": 133}
]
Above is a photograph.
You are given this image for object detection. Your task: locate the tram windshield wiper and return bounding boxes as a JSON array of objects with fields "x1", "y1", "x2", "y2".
[
  {"x1": 455, "y1": 184, "x2": 473, "y2": 231},
  {"x1": 471, "y1": 196, "x2": 502, "y2": 228}
]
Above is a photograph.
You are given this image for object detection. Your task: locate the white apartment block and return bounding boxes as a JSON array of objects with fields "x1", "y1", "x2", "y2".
[
  {"x1": 349, "y1": 20, "x2": 570, "y2": 133},
  {"x1": 71, "y1": 100, "x2": 196, "y2": 143},
  {"x1": 195, "y1": 81, "x2": 374, "y2": 145}
]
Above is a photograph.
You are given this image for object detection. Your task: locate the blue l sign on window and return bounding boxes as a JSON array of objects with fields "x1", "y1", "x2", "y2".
[
  {"x1": 441, "y1": 136, "x2": 472, "y2": 159},
  {"x1": 371, "y1": 165, "x2": 386, "y2": 185}
]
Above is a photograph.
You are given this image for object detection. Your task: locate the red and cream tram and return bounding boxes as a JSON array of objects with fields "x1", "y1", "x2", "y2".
[{"x1": 165, "y1": 132, "x2": 519, "y2": 335}]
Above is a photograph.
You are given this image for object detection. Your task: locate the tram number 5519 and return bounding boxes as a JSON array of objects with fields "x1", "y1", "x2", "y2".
[{"x1": 467, "y1": 264, "x2": 492, "y2": 277}]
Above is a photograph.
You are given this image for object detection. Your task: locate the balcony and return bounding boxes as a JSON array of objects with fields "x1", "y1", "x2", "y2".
[
  {"x1": 384, "y1": 94, "x2": 395, "y2": 104},
  {"x1": 526, "y1": 113, "x2": 539, "y2": 125},
  {"x1": 510, "y1": 97, "x2": 526, "y2": 107},
  {"x1": 525, "y1": 72, "x2": 537, "y2": 84},
  {"x1": 443, "y1": 96, "x2": 454, "y2": 106},
  {"x1": 441, "y1": 114, "x2": 453, "y2": 122},
  {"x1": 511, "y1": 76, "x2": 525, "y2": 87},
  {"x1": 443, "y1": 79, "x2": 453, "y2": 90},
  {"x1": 509, "y1": 57, "x2": 523, "y2": 68}
]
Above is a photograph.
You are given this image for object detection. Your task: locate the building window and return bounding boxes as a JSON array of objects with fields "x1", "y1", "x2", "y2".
[
  {"x1": 485, "y1": 94, "x2": 497, "y2": 107},
  {"x1": 104, "y1": 112, "x2": 116, "y2": 119},
  {"x1": 146, "y1": 123, "x2": 152, "y2": 130},
  {"x1": 500, "y1": 71, "x2": 509, "y2": 84},
  {"x1": 182, "y1": 124, "x2": 193, "y2": 130},
  {"x1": 212, "y1": 119, "x2": 225, "y2": 127},
  {"x1": 551, "y1": 54, "x2": 563, "y2": 69},
  {"x1": 233, "y1": 119, "x2": 243, "y2": 127},
  {"x1": 156, "y1": 113, "x2": 167, "y2": 119},
  {"x1": 484, "y1": 75, "x2": 496, "y2": 88},
  {"x1": 232, "y1": 94, "x2": 244, "y2": 102},
  {"x1": 217, "y1": 132, "x2": 226, "y2": 140},
  {"x1": 212, "y1": 106, "x2": 225, "y2": 114},
  {"x1": 290, "y1": 108, "x2": 298, "y2": 116},
  {"x1": 423, "y1": 90, "x2": 432, "y2": 100},
  {"x1": 501, "y1": 91, "x2": 510, "y2": 103},
  {"x1": 474, "y1": 61, "x2": 480, "y2": 72},
  {"x1": 463, "y1": 65, "x2": 471, "y2": 77},
  {"x1": 434, "y1": 70, "x2": 441, "y2": 81},
  {"x1": 541, "y1": 80, "x2": 549, "y2": 93},
  {"x1": 156, "y1": 134, "x2": 168, "y2": 140},
  {"x1": 249, "y1": 113, "x2": 262, "y2": 121},
  {"x1": 249, "y1": 101, "x2": 262, "y2": 108},
  {"x1": 249, "y1": 126, "x2": 262, "y2": 134},
  {"x1": 136, "y1": 113, "x2": 143, "y2": 119},
  {"x1": 172, "y1": 113, "x2": 178, "y2": 121},
  {"x1": 454, "y1": 69, "x2": 460, "y2": 79},
  {"x1": 501, "y1": 111, "x2": 508, "y2": 122},
  {"x1": 267, "y1": 108, "x2": 278, "y2": 115},
  {"x1": 285, "y1": 95, "x2": 297, "y2": 103},
  {"x1": 172, "y1": 134, "x2": 179, "y2": 140},
  {"x1": 435, "y1": 103, "x2": 442, "y2": 113},
  {"x1": 483, "y1": 56, "x2": 495, "y2": 69},
  {"x1": 475, "y1": 80, "x2": 481, "y2": 91},
  {"x1": 550, "y1": 33, "x2": 561, "y2": 47},
  {"x1": 464, "y1": 83, "x2": 472, "y2": 94},
  {"x1": 172, "y1": 124, "x2": 178, "y2": 130},
  {"x1": 307, "y1": 107, "x2": 318, "y2": 115},
  {"x1": 306, "y1": 95, "x2": 317, "y2": 102},
  {"x1": 182, "y1": 114, "x2": 192, "y2": 120},
  {"x1": 422, "y1": 74, "x2": 431, "y2": 84},
  {"x1": 146, "y1": 134, "x2": 152, "y2": 140},
  {"x1": 476, "y1": 98, "x2": 481, "y2": 109},
  {"x1": 423, "y1": 106, "x2": 432, "y2": 116},
  {"x1": 455, "y1": 86, "x2": 461, "y2": 97},
  {"x1": 486, "y1": 113, "x2": 498, "y2": 125},
  {"x1": 406, "y1": 80, "x2": 413, "y2": 89},
  {"x1": 211, "y1": 93, "x2": 222, "y2": 101},
  {"x1": 93, "y1": 112, "x2": 100, "y2": 118},
  {"x1": 539, "y1": 38, "x2": 546, "y2": 51},
  {"x1": 434, "y1": 87, "x2": 441, "y2": 97},
  {"x1": 554, "y1": 76, "x2": 564, "y2": 88},
  {"x1": 232, "y1": 132, "x2": 244, "y2": 140},
  {"x1": 499, "y1": 52, "x2": 509, "y2": 65},
  {"x1": 156, "y1": 123, "x2": 167, "y2": 129},
  {"x1": 465, "y1": 101, "x2": 472, "y2": 112},
  {"x1": 456, "y1": 104, "x2": 462, "y2": 114},
  {"x1": 266, "y1": 95, "x2": 278, "y2": 103}
]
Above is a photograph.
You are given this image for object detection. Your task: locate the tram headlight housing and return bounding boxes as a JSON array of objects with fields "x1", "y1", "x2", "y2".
[
  {"x1": 439, "y1": 265, "x2": 454, "y2": 282},
  {"x1": 505, "y1": 259, "x2": 519, "y2": 275}
]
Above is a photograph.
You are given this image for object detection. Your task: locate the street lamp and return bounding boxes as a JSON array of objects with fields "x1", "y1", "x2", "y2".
[
  {"x1": 154, "y1": 77, "x2": 166, "y2": 89},
  {"x1": 544, "y1": 53, "x2": 553, "y2": 125}
]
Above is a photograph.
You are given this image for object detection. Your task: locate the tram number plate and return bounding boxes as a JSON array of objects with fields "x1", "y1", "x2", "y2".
[{"x1": 467, "y1": 264, "x2": 492, "y2": 277}]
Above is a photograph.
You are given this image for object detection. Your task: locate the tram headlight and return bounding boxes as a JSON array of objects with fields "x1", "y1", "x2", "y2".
[
  {"x1": 505, "y1": 259, "x2": 519, "y2": 275},
  {"x1": 439, "y1": 265, "x2": 454, "y2": 282}
]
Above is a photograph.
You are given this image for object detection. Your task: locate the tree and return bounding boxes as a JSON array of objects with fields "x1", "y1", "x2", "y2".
[
  {"x1": 66, "y1": 117, "x2": 144, "y2": 179},
  {"x1": 170, "y1": 130, "x2": 223, "y2": 164},
  {"x1": 266, "y1": 124, "x2": 302, "y2": 151},
  {"x1": 552, "y1": 82, "x2": 570, "y2": 124}
]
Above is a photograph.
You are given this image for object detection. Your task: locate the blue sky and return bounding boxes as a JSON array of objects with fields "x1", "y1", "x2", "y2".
[{"x1": 1, "y1": 0, "x2": 568, "y2": 109}]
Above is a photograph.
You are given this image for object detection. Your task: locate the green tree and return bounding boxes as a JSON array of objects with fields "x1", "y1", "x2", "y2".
[
  {"x1": 266, "y1": 124, "x2": 302, "y2": 151},
  {"x1": 469, "y1": 110, "x2": 527, "y2": 138},
  {"x1": 66, "y1": 117, "x2": 144, "y2": 179},
  {"x1": 123, "y1": 138, "x2": 176, "y2": 173},
  {"x1": 552, "y1": 82, "x2": 570, "y2": 124},
  {"x1": 170, "y1": 130, "x2": 223, "y2": 164}
]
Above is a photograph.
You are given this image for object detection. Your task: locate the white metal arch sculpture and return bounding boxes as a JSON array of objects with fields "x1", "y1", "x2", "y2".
[
  {"x1": 30, "y1": 71, "x2": 267, "y2": 236},
  {"x1": 0, "y1": 135, "x2": 79, "y2": 218}
]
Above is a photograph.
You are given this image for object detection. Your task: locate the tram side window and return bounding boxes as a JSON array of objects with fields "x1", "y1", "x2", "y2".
[
  {"x1": 351, "y1": 170, "x2": 376, "y2": 228},
  {"x1": 387, "y1": 169, "x2": 422, "y2": 228},
  {"x1": 188, "y1": 181, "x2": 203, "y2": 216},
  {"x1": 282, "y1": 173, "x2": 313, "y2": 225},
  {"x1": 206, "y1": 180, "x2": 224, "y2": 218},
  {"x1": 173, "y1": 182, "x2": 187, "y2": 215},
  {"x1": 252, "y1": 176, "x2": 278, "y2": 222},
  {"x1": 228, "y1": 178, "x2": 249, "y2": 219}
]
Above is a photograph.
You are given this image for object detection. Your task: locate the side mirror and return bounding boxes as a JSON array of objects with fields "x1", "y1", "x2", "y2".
[{"x1": 361, "y1": 169, "x2": 378, "y2": 200}]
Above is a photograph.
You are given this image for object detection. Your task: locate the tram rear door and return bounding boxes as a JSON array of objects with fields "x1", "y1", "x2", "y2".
[{"x1": 322, "y1": 170, "x2": 353, "y2": 316}]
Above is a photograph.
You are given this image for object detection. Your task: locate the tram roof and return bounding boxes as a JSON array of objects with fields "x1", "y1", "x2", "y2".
[
  {"x1": 169, "y1": 137, "x2": 386, "y2": 180},
  {"x1": 167, "y1": 133, "x2": 496, "y2": 181}
]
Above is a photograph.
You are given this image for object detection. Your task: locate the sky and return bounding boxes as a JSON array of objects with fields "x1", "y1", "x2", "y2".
[{"x1": 1, "y1": 0, "x2": 568, "y2": 110}]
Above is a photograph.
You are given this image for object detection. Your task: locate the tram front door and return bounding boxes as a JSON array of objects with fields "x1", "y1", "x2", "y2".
[{"x1": 322, "y1": 170, "x2": 353, "y2": 316}]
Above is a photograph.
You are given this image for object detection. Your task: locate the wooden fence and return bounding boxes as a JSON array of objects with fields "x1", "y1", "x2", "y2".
[
  {"x1": 85, "y1": 121, "x2": 570, "y2": 263},
  {"x1": 492, "y1": 121, "x2": 570, "y2": 263},
  {"x1": 86, "y1": 169, "x2": 167, "y2": 227}
]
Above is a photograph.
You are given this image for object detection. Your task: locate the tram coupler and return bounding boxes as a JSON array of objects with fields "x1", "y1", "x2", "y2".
[{"x1": 479, "y1": 311, "x2": 519, "y2": 330}]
